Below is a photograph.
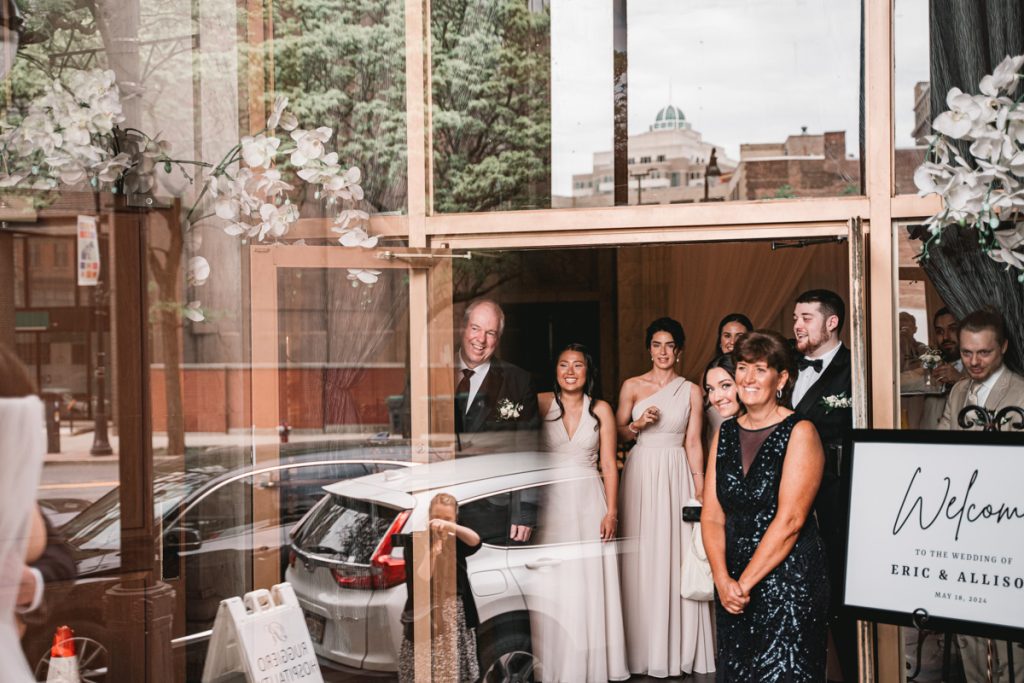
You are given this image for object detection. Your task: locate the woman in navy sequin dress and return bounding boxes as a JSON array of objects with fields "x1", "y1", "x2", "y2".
[{"x1": 701, "y1": 331, "x2": 830, "y2": 682}]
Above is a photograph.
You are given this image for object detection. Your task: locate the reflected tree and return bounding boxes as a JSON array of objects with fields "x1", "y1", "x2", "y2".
[
  {"x1": 272, "y1": 0, "x2": 407, "y2": 213},
  {"x1": 431, "y1": 0, "x2": 551, "y2": 212}
]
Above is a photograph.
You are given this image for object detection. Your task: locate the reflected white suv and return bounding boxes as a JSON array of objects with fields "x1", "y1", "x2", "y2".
[{"x1": 285, "y1": 452, "x2": 628, "y2": 679}]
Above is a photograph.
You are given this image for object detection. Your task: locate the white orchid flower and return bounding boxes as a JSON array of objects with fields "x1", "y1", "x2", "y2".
[
  {"x1": 240, "y1": 134, "x2": 281, "y2": 169},
  {"x1": 913, "y1": 163, "x2": 950, "y2": 196},
  {"x1": 933, "y1": 88, "x2": 982, "y2": 139},
  {"x1": 980, "y1": 55, "x2": 1024, "y2": 97},
  {"x1": 289, "y1": 127, "x2": 332, "y2": 166},
  {"x1": 183, "y1": 301, "x2": 205, "y2": 323},
  {"x1": 267, "y1": 96, "x2": 298, "y2": 131},
  {"x1": 346, "y1": 268, "x2": 381, "y2": 286},
  {"x1": 187, "y1": 256, "x2": 211, "y2": 286},
  {"x1": 333, "y1": 209, "x2": 370, "y2": 231},
  {"x1": 336, "y1": 227, "x2": 379, "y2": 249}
]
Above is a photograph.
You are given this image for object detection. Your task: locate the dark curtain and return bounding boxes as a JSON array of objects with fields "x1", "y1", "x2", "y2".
[{"x1": 921, "y1": 0, "x2": 1024, "y2": 372}]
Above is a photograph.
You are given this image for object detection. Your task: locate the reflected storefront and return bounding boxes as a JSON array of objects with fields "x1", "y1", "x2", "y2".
[{"x1": 3, "y1": 0, "x2": 1022, "y2": 681}]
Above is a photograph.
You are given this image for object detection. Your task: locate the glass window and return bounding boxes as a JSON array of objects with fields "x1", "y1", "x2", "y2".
[
  {"x1": 894, "y1": 0, "x2": 929, "y2": 196},
  {"x1": 627, "y1": 0, "x2": 863, "y2": 204},
  {"x1": 460, "y1": 493, "x2": 512, "y2": 546}
]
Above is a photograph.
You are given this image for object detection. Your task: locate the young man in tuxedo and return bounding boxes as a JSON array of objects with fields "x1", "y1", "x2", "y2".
[
  {"x1": 791, "y1": 288, "x2": 855, "y2": 683},
  {"x1": 937, "y1": 309, "x2": 1024, "y2": 682},
  {"x1": 455, "y1": 298, "x2": 539, "y2": 541}
]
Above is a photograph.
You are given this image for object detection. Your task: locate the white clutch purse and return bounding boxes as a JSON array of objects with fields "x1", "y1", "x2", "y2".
[{"x1": 680, "y1": 501, "x2": 714, "y2": 601}]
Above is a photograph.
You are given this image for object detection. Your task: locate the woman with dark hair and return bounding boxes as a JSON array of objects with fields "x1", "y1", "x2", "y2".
[
  {"x1": 616, "y1": 318, "x2": 714, "y2": 677},
  {"x1": 701, "y1": 330, "x2": 830, "y2": 681},
  {"x1": 533, "y1": 343, "x2": 628, "y2": 681},
  {"x1": 703, "y1": 354, "x2": 741, "y2": 423},
  {"x1": 715, "y1": 313, "x2": 753, "y2": 356}
]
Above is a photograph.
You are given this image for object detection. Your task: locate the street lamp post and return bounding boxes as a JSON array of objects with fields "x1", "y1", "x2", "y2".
[
  {"x1": 631, "y1": 170, "x2": 650, "y2": 205},
  {"x1": 90, "y1": 280, "x2": 113, "y2": 455},
  {"x1": 703, "y1": 149, "x2": 721, "y2": 202}
]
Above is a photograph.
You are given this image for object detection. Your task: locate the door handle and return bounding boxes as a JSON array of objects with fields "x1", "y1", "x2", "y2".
[{"x1": 525, "y1": 558, "x2": 561, "y2": 570}]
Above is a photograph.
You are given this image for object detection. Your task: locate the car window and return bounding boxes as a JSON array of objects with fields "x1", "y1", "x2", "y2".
[
  {"x1": 505, "y1": 479, "x2": 591, "y2": 547},
  {"x1": 459, "y1": 493, "x2": 511, "y2": 546},
  {"x1": 294, "y1": 495, "x2": 402, "y2": 564},
  {"x1": 274, "y1": 462, "x2": 373, "y2": 528}
]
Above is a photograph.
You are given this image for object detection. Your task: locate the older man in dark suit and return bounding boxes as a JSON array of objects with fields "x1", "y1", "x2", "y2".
[
  {"x1": 456, "y1": 298, "x2": 538, "y2": 541},
  {"x1": 791, "y1": 289, "x2": 855, "y2": 683}
]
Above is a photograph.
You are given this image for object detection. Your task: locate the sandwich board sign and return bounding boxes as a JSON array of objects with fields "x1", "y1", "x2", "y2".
[{"x1": 202, "y1": 583, "x2": 324, "y2": 683}]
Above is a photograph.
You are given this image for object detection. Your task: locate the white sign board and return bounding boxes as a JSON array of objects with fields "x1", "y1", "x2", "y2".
[
  {"x1": 76, "y1": 215, "x2": 100, "y2": 287},
  {"x1": 845, "y1": 434, "x2": 1024, "y2": 638},
  {"x1": 202, "y1": 582, "x2": 324, "y2": 683}
]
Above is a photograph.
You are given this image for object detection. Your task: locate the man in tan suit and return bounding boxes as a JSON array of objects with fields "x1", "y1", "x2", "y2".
[
  {"x1": 938, "y1": 309, "x2": 1024, "y2": 430},
  {"x1": 937, "y1": 309, "x2": 1024, "y2": 682}
]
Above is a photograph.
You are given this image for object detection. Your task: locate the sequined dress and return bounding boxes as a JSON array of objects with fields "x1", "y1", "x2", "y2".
[{"x1": 715, "y1": 414, "x2": 829, "y2": 682}]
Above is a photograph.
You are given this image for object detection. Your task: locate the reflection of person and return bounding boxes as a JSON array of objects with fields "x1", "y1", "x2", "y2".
[
  {"x1": 938, "y1": 309, "x2": 1024, "y2": 427},
  {"x1": 397, "y1": 493, "x2": 481, "y2": 683},
  {"x1": 0, "y1": 344, "x2": 50, "y2": 682},
  {"x1": 790, "y1": 288, "x2": 856, "y2": 681},
  {"x1": 912, "y1": 307, "x2": 965, "y2": 430},
  {"x1": 455, "y1": 299, "x2": 539, "y2": 541},
  {"x1": 898, "y1": 311, "x2": 928, "y2": 372},
  {"x1": 455, "y1": 298, "x2": 539, "y2": 444},
  {"x1": 532, "y1": 343, "x2": 628, "y2": 682},
  {"x1": 701, "y1": 331, "x2": 829, "y2": 681},
  {"x1": 616, "y1": 318, "x2": 714, "y2": 677},
  {"x1": 935, "y1": 310, "x2": 1024, "y2": 682},
  {"x1": 703, "y1": 354, "x2": 740, "y2": 424},
  {"x1": 715, "y1": 313, "x2": 753, "y2": 356},
  {"x1": 705, "y1": 316, "x2": 752, "y2": 449}
]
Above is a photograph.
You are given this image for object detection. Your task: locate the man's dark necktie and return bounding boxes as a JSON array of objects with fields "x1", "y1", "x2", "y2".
[
  {"x1": 798, "y1": 357, "x2": 824, "y2": 373},
  {"x1": 455, "y1": 368, "x2": 474, "y2": 432}
]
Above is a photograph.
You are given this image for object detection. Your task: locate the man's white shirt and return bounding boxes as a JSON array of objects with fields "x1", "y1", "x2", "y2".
[
  {"x1": 973, "y1": 364, "x2": 1004, "y2": 407},
  {"x1": 459, "y1": 356, "x2": 491, "y2": 412},
  {"x1": 791, "y1": 342, "x2": 843, "y2": 408}
]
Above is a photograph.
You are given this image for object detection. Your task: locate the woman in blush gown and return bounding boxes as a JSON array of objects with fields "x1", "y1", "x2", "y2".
[
  {"x1": 533, "y1": 343, "x2": 628, "y2": 683},
  {"x1": 616, "y1": 318, "x2": 715, "y2": 678}
]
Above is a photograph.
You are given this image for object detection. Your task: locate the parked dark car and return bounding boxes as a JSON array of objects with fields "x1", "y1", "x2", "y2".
[{"x1": 23, "y1": 441, "x2": 414, "y2": 682}]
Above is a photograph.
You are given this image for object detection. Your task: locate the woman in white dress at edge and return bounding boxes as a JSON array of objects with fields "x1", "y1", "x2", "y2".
[
  {"x1": 533, "y1": 343, "x2": 629, "y2": 682},
  {"x1": 616, "y1": 318, "x2": 715, "y2": 677}
]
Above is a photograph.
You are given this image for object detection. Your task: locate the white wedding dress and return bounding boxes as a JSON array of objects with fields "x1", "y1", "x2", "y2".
[
  {"x1": 0, "y1": 396, "x2": 47, "y2": 682},
  {"x1": 530, "y1": 396, "x2": 629, "y2": 682}
]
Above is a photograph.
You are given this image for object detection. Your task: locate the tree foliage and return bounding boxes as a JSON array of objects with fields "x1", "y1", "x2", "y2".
[
  {"x1": 431, "y1": 0, "x2": 551, "y2": 213},
  {"x1": 272, "y1": 0, "x2": 407, "y2": 213}
]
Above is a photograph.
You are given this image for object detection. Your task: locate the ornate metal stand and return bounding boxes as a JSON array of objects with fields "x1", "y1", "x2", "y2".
[{"x1": 957, "y1": 404, "x2": 1024, "y2": 432}]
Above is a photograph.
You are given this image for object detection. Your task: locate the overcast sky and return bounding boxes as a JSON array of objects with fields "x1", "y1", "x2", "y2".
[{"x1": 550, "y1": 0, "x2": 929, "y2": 196}]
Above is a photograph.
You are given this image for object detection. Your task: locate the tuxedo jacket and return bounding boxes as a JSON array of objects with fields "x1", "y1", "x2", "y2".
[
  {"x1": 794, "y1": 344, "x2": 853, "y2": 451},
  {"x1": 937, "y1": 367, "x2": 1024, "y2": 431},
  {"x1": 457, "y1": 358, "x2": 539, "y2": 452}
]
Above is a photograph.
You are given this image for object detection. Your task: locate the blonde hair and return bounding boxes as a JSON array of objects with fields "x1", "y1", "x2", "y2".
[{"x1": 429, "y1": 492, "x2": 458, "y2": 517}]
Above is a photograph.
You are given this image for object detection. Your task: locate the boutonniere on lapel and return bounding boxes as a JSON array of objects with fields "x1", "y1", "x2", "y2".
[
  {"x1": 820, "y1": 392, "x2": 853, "y2": 414},
  {"x1": 497, "y1": 398, "x2": 524, "y2": 421}
]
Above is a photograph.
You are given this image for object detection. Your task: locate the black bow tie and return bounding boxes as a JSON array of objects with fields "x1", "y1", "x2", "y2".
[{"x1": 798, "y1": 357, "x2": 824, "y2": 373}]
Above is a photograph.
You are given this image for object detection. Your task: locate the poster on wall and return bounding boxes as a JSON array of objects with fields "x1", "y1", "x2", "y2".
[
  {"x1": 843, "y1": 429, "x2": 1024, "y2": 640},
  {"x1": 77, "y1": 215, "x2": 100, "y2": 286}
]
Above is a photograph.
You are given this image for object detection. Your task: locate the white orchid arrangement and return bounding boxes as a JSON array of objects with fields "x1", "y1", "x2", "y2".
[
  {"x1": 914, "y1": 55, "x2": 1024, "y2": 279},
  {"x1": 0, "y1": 68, "x2": 380, "y2": 321}
]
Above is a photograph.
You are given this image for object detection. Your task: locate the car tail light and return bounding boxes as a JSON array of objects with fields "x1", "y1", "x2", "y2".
[
  {"x1": 331, "y1": 509, "x2": 410, "y2": 590},
  {"x1": 288, "y1": 550, "x2": 296, "y2": 569}
]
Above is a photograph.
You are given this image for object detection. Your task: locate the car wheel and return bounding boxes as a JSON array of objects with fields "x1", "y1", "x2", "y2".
[
  {"x1": 34, "y1": 636, "x2": 109, "y2": 683},
  {"x1": 479, "y1": 627, "x2": 540, "y2": 683}
]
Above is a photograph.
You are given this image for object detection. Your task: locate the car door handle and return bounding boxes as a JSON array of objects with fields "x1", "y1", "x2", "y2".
[{"x1": 525, "y1": 558, "x2": 561, "y2": 570}]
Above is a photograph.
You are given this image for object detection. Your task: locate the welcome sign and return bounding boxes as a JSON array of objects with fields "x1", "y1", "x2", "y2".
[{"x1": 843, "y1": 430, "x2": 1024, "y2": 640}]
